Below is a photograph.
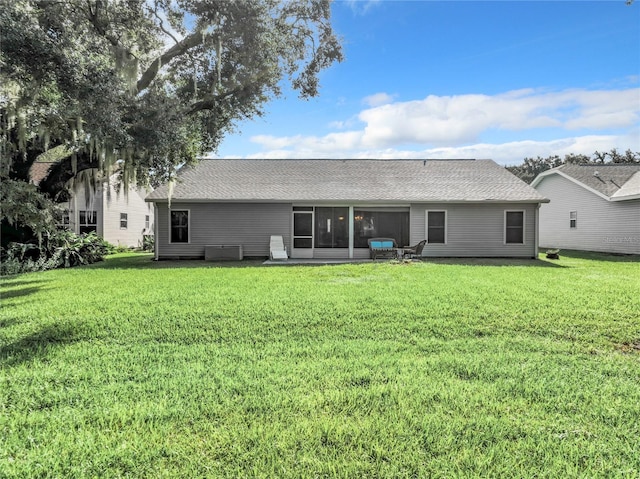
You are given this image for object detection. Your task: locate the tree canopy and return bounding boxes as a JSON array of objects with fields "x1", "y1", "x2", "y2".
[
  {"x1": 1, "y1": 0, "x2": 343, "y2": 188},
  {"x1": 506, "y1": 149, "x2": 640, "y2": 184}
]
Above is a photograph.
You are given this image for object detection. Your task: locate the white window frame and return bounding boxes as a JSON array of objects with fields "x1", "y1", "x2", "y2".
[
  {"x1": 425, "y1": 210, "x2": 447, "y2": 245},
  {"x1": 56, "y1": 208, "x2": 70, "y2": 230},
  {"x1": 120, "y1": 213, "x2": 128, "y2": 229},
  {"x1": 144, "y1": 215, "x2": 150, "y2": 230},
  {"x1": 504, "y1": 210, "x2": 526, "y2": 245},
  {"x1": 79, "y1": 210, "x2": 98, "y2": 234},
  {"x1": 569, "y1": 211, "x2": 577, "y2": 229},
  {"x1": 169, "y1": 209, "x2": 190, "y2": 244}
]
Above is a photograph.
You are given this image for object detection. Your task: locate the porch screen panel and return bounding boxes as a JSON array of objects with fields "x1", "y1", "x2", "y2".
[
  {"x1": 293, "y1": 212, "x2": 313, "y2": 248},
  {"x1": 354, "y1": 209, "x2": 409, "y2": 248},
  {"x1": 315, "y1": 207, "x2": 348, "y2": 248}
]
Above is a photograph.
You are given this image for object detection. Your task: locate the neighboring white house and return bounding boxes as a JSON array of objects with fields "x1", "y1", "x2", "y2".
[
  {"x1": 532, "y1": 164, "x2": 640, "y2": 255},
  {"x1": 30, "y1": 163, "x2": 154, "y2": 248},
  {"x1": 146, "y1": 159, "x2": 549, "y2": 260}
]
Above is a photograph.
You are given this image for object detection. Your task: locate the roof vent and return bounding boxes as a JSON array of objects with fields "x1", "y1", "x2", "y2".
[{"x1": 593, "y1": 171, "x2": 600, "y2": 177}]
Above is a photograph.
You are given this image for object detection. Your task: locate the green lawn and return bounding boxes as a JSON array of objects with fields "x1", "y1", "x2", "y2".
[{"x1": 1, "y1": 252, "x2": 639, "y2": 478}]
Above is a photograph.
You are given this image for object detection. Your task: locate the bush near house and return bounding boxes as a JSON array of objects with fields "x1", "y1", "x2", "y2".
[
  {"x1": 0, "y1": 231, "x2": 110, "y2": 275},
  {"x1": 0, "y1": 252, "x2": 639, "y2": 477}
]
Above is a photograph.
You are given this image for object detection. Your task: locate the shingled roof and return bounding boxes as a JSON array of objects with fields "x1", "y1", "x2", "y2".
[
  {"x1": 532, "y1": 164, "x2": 640, "y2": 201},
  {"x1": 28, "y1": 162, "x2": 56, "y2": 186},
  {"x1": 147, "y1": 159, "x2": 548, "y2": 203}
]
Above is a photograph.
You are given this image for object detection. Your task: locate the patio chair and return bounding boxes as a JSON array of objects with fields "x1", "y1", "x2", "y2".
[
  {"x1": 269, "y1": 235, "x2": 288, "y2": 260},
  {"x1": 403, "y1": 240, "x2": 426, "y2": 259}
]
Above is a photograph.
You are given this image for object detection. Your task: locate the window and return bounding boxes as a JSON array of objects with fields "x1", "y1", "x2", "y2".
[
  {"x1": 120, "y1": 213, "x2": 128, "y2": 229},
  {"x1": 315, "y1": 207, "x2": 348, "y2": 248},
  {"x1": 505, "y1": 211, "x2": 524, "y2": 244},
  {"x1": 170, "y1": 210, "x2": 189, "y2": 243},
  {"x1": 570, "y1": 211, "x2": 577, "y2": 229},
  {"x1": 79, "y1": 210, "x2": 97, "y2": 234},
  {"x1": 56, "y1": 209, "x2": 70, "y2": 230},
  {"x1": 354, "y1": 209, "x2": 409, "y2": 248},
  {"x1": 145, "y1": 215, "x2": 150, "y2": 230},
  {"x1": 426, "y1": 211, "x2": 446, "y2": 244}
]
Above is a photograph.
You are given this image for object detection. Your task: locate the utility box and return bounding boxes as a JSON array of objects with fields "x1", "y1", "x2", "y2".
[{"x1": 205, "y1": 245, "x2": 243, "y2": 261}]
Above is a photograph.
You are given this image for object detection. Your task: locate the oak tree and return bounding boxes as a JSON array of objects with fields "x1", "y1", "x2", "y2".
[{"x1": 1, "y1": 0, "x2": 343, "y2": 187}]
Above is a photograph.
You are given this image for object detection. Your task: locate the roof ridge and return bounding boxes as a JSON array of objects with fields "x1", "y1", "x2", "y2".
[{"x1": 200, "y1": 158, "x2": 479, "y2": 161}]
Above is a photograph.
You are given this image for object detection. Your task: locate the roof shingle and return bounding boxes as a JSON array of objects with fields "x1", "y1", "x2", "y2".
[
  {"x1": 28, "y1": 162, "x2": 56, "y2": 186},
  {"x1": 556, "y1": 164, "x2": 640, "y2": 198},
  {"x1": 147, "y1": 159, "x2": 547, "y2": 203}
]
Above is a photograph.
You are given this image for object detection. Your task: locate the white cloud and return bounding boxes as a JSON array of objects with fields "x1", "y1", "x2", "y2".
[
  {"x1": 241, "y1": 133, "x2": 639, "y2": 166},
  {"x1": 243, "y1": 87, "x2": 639, "y2": 163},
  {"x1": 251, "y1": 131, "x2": 365, "y2": 154},
  {"x1": 356, "y1": 88, "x2": 639, "y2": 148},
  {"x1": 362, "y1": 92, "x2": 396, "y2": 107}
]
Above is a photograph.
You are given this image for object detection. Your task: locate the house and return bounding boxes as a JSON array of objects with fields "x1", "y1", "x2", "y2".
[
  {"x1": 29, "y1": 162, "x2": 155, "y2": 248},
  {"x1": 532, "y1": 164, "x2": 640, "y2": 255},
  {"x1": 146, "y1": 159, "x2": 548, "y2": 260}
]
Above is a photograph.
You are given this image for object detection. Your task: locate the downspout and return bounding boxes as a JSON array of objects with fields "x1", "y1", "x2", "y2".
[
  {"x1": 348, "y1": 206, "x2": 354, "y2": 259},
  {"x1": 154, "y1": 202, "x2": 159, "y2": 260},
  {"x1": 535, "y1": 203, "x2": 541, "y2": 259},
  {"x1": 73, "y1": 192, "x2": 78, "y2": 234}
]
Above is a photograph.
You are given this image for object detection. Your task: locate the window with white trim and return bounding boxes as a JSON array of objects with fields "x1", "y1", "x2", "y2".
[
  {"x1": 120, "y1": 213, "x2": 128, "y2": 229},
  {"x1": 79, "y1": 210, "x2": 97, "y2": 234},
  {"x1": 170, "y1": 210, "x2": 189, "y2": 243},
  {"x1": 145, "y1": 215, "x2": 150, "y2": 230},
  {"x1": 426, "y1": 210, "x2": 446, "y2": 244},
  {"x1": 505, "y1": 211, "x2": 524, "y2": 244},
  {"x1": 569, "y1": 211, "x2": 577, "y2": 229},
  {"x1": 56, "y1": 209, "x2": 70, "y2": 230}
]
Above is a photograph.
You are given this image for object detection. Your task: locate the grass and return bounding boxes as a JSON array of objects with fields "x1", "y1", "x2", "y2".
[{"x1": 1, "y1": 251, "x2": 639, "y2": 478}]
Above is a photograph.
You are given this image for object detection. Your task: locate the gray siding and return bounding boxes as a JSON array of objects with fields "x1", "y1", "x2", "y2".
[
  {"x1": 536, "y1": 175, "x2": 640, "y2": 254},
  {"x1": 410, "y1": 203, "x2": 539, "y2": 258},
  {"x1": 155, "y1": 201, "x2": 541, "y2": 259},
  {"x1": 156, "y1": 202, "x2": 291, "y2": 259}
]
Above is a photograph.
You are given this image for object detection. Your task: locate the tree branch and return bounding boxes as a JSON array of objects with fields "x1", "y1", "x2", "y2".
[
  {"x1": 148, "y1": 3, "x2": 181, "y2": 46},
  {"x1": 136, "y1": 30, "x2": 206, "y2": 93},
  {"x1": 85, "y1": 0, "x2": 120, "y2": 49},
  {"x1": 186, "y1": 88, "x2": 244, "y2": 115}
]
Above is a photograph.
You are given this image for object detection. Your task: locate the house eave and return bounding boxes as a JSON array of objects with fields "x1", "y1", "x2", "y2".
[
  {"x1": 146, "y1": 198, "x2": 548, "y2": 204},
  {"x1": 610, "y1": 193, "x2": 640, "y2": 202}
]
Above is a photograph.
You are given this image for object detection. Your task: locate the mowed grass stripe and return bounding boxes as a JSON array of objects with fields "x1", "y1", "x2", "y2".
[{"x1": 1, "y1": 251, "x2": 639, "y2": 477}]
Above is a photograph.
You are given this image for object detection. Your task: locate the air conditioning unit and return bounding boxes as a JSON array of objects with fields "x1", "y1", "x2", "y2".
[{"x1": 205, "y1": 245, "x2": 243, "y2": 261}]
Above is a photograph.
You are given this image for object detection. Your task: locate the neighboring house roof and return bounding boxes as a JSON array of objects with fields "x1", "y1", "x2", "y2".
[
  {"x1": 146, "y1": 159, "x2": 548, "y2": 203},
  {"x1": 28, "y1": 162, "x2": 56, "y2": 186},
  {"x1": 612, "y1": 171, "x2": 640, "y2": 199},
  {"x1": 531, "y1": 164, "x2": 640, "y2": 201}
]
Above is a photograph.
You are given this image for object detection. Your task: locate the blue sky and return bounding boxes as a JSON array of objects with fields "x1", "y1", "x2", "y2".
[{"x1": 213, "y1": 0, "x2": 640, "y2": 165}]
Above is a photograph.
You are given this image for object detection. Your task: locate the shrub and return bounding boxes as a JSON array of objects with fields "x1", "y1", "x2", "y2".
[
  {"x1": 46, "y1": 231, "x2": 110, "y2": 268},
  {"x1": 142, "y1": 234, "x2": 154, "y2": 252},
  {"x1": 1, "y1": 231, "x2": 110, "y2": 275}
]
